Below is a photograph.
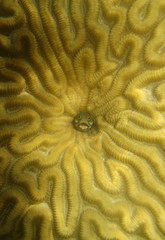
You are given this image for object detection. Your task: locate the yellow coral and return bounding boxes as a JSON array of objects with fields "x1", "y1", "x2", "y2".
[{"x1": 0, "y1": 0, "x2": 165, "y2": 239}]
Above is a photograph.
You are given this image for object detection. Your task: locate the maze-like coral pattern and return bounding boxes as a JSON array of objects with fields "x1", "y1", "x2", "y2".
[{"x1": 0, "y1": 0, "x2": 165, "y2": 239}]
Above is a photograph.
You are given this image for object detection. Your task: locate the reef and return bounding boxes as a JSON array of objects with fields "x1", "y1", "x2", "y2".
[{"x1": 0, "y1": 0, "x2": 165, "y2": 239}]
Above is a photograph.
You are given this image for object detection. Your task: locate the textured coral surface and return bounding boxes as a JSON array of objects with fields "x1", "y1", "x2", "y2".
[{"x1": 0, "y1": 0, "x2": 165, "y2": 239}]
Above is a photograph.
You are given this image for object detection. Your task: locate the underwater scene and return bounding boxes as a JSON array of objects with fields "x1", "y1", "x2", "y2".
[{"x1": 0, "y1": 0, "x2": 165, "y2": 239}]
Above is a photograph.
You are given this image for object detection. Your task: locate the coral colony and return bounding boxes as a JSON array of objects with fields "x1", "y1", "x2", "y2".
[{"x1": 0, "y1": 0, "x2": 165, "y2": 239}]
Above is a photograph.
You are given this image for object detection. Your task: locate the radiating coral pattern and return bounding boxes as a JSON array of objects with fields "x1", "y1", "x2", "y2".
[{"x1": 0, "y1": 0, "x2": 165, "y2": 239}]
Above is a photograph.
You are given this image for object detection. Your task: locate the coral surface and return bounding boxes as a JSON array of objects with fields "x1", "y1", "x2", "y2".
[{"x1": 0, "y1": 0, "x2": 165, "y2": 239}]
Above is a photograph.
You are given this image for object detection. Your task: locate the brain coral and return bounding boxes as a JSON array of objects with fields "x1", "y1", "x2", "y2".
[{"x1": 0, "y1": 0, "x2": 165, "y2": 239}]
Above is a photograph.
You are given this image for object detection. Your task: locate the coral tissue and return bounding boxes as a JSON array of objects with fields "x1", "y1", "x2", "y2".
[{"x1": 0, "y1": 0, "x2": 165, "y2": 239}]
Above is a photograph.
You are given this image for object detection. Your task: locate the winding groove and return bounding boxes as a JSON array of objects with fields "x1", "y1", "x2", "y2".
[{"x1": 0, "y1": 0, "x2": 165, "y2": 239}]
